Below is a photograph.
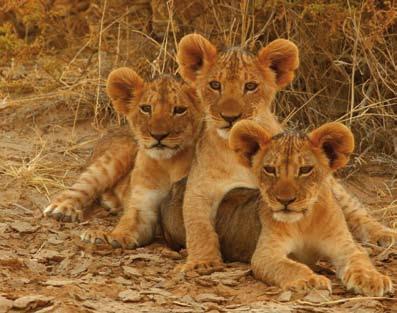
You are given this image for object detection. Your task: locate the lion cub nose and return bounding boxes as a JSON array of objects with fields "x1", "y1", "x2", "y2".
[
  {"x1": 221, "y1": 113, "x2": 242, "y2": 125},
  {"x1": 150, "y1": 132, "x2": 169, "y2": 142},
  {"x1": 276, "y1": 197, "x2": 296, "y2": 207}
]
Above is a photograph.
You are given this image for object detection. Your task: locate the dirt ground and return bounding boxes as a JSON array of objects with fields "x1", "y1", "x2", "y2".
[{"x1": 0, "y1": 95, "x2": 396, "y2": 313}]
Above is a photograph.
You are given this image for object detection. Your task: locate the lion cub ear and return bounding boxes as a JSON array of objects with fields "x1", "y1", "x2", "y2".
[
  {"x1": 229, "y1": 120, "x2": 272, "y2": 167},
  {"x1": 309, "y1": 122, "x2": 355, "y2": 170},
  {"x1": 106, "y1": 67, "x2": 144, "y2": 115},
  {"x1": 258, "y1": 39, "x2": 299, "y2": 88},
  {"x1": 182, "y1": 85, "x2": 203, "y2": 113},
  {"x1": 177, "y1": 34, "x2": 217, "y2": 83}
]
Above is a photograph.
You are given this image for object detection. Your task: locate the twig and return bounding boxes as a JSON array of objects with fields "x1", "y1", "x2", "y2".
[
  {"x1": 94, "y1": 0, "x2": 108, "y2": 126},
  {"x1": 297, "y1": 296, "x2": 397, "y2": 307}
]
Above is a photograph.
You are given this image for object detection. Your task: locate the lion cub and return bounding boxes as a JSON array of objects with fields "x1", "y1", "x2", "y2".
[
  {"x1": 45, "y1": 68, "x2": 203, "y2": 248},
  {"x1": 229, "y1": 121, "x2": 393, "y2": 296}
]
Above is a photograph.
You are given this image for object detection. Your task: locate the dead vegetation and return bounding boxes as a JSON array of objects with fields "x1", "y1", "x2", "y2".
[
  {"x1": 0, "y1": 1, "x2": 396, "y2": 312},
  {"x1": 1, "y1": 0, "x2": 396, "y2": 152}
]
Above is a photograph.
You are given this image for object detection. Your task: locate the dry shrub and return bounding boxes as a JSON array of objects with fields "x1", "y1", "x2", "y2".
[{"x1": 0, "y1": 0, "x2": 396, "y2": 158}]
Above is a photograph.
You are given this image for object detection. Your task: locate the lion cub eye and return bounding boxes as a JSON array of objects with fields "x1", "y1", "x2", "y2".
[
  {"x1": 209, "y1": 80, "x2": 221, "y2": 91},
  {"x1": 299, "y1": 166, "x2": 314, "y2": 176},
  {"x1": 263, "y1": 166, "x2": 276, "y2": 176},
  {"x1": 139, "y1": 105, "x2": 152, "y2": 114},
  {"x1": 173, "y1": 106, "x2": 187, "y2": 115},
  {"x1": 244, "y1": 82, "x2": 258, "y2": 92}
]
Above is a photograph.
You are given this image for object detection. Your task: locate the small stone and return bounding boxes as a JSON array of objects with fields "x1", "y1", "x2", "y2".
[
  {"x1": 128, "y1": 253, "x2": 162, "y2": 263},
  {"x1": 56, "y1": 257, "x2": 71, "y2": 273},
  {"x1": 35, "y1": 250, "x2": 65, "y2": 263},
  {"x1": 82, "y1": 301, "x2": 98, "y2": 310},
  {"x1": 0, "y1": 296, "x2": 13, "y2": 313},
  {"x1": 303, "y1": 289, "x2": 330, "y2": 303},
  {"x1": 70, "y1": 261, "x2": 89, "y2": 276},
  {"x1": 25, "y1": 260, "x2": 47, "y2": 274},
  {"x1": 0, "y1": 255, "x2": 23, "y2": 269},
  {"x1": 220, "y1": 279, "x2": 238, "y2": 287},
  {"x1": 43, "y1": 279, "x2": 76, "y2": 287},
  {"x1": 160, "y1": 249, "x2": 182, "y2": 260},
  {"x1": 277, "y1": 290, "x2": 292, "y2": 302},
  {"x1": 179, "y1": 295, "x2": 195, "y2": 305},
  {"x1": 141, "y1": 288, "x2": 172, "y2": 297},
  {"x1": 10, "y1": 221, "x2": 39, "y2": 233},
  {"x1": 47, "y1": 237, "x2": 64, "y2": 245},
  {"x1": 0, "y1": 223, "x2": 9, "y2": 234},
  {"x1": 98, "y1": 267, "x2": 111, "y2": 275},
  {"x1": 9, "y1": 278, "x2": 30, "y2": 288},
  {"x1": 35, "y1": 305, "x2": 56, "y2": 313},
  {"x1": 113, "y1": 276, "x2": 132, "y2": 285},
  {"x1": 13, "y1": 295, "x2": 53, "y2": 310},
  {"x1": 153, "y1": 295, "x2": 167, "y2": 305},
  {"x1": 118, "y1": 290, "x2": 142, "y2": 302},
  {"x1": 0, "y1": 251, "x2": 17, "y2": 260},
  {"x1": 122, "y1": 266, "x2": 142, "y2": 278},
  {"x1": 195, "y1": 277, "x2": 217, "y2": 287},
  {"x1": 195, "y1": 293, "x2": 226, "y2": 304}
]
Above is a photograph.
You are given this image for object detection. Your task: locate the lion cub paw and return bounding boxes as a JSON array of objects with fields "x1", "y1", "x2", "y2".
[
  {"x1": 343, "y1": 267, "x2": 393, "y2": 296},
  {"x1": 283, "y1": 274, "x2": 332, "y2": 293},
  {"x1": 100, "y1": 193, "x2": 122, "y2": 215},
  {"x1": 44, "y1": 197, "x2": 82, "y2": 222},
  {"x1": 369, "y1": 227, "x2": 397, "y2": 247},
  {"x1": 81, "y1": 229, "x2": 138, "y2": 249},
  {"x1": 80, "y1": 229, "x2": 109, "y2": 245},
  {"x1": 179, "y1": 259, "x2": 224, "y2": 275}
]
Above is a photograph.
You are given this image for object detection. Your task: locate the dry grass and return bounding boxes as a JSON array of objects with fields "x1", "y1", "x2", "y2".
[
  {"x1": 0, "y1": 0, "x2": 395, "y2": 155},
  {"x1": 0, "y1": 0, "x2": 395, "y2": 204}
]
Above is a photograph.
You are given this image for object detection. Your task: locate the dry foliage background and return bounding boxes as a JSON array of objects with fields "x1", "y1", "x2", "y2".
[{"x1": 1, "y1": 0, "x2": 396, "y2": 156}]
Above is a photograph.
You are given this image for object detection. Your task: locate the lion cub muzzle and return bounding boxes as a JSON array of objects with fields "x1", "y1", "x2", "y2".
[
  {"x1": 217, "y1": 97, "x2": 243, "y2": 126},
  {"x1": 268, "y1": 179, "x2": 308, "y2": 222},
  {"x1": 149, "y1": 132, "x2": 170, "y2": 149}
]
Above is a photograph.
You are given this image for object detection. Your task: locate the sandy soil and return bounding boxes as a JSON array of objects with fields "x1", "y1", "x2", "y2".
[{"x1": 0, "y1": 104, "x2": 396, "y2": 313}]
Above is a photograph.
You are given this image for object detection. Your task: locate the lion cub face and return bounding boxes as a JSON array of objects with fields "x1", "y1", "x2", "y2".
[
  {"x1": 107, "y1": 68, "x2": 202, "y2": 159},
  {"x1": 230, "y1": 121, "x2": 354, "y2": 223},
  {"x1": 177, "y1": 34, "x2": 299, "y2": 139}
]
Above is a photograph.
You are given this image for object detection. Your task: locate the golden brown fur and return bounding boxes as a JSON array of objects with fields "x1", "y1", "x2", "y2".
[
  {"x1": 176, "y1": 33, "x2": 397, "y2": 273},
  {"x1": 161, "y1": 179, "x2": 261, "y2": 264},
  {"x1": 177, "y1": 33, "x2": 299, "y2": 272},
  {"x1": 160, "y1": 180, "x2": 396, "y2": 264},
  {"x1": 228, "y1": 120, "x2": 393, "y2": 296},
  {"x1": 45, "y1": 68, "x2": 203, "y2": 248},
  {"x1": 45, "y1": 35, "x2": 396, "y2": 257},
  {"x1": 44, "y1": 128, "x2": 137, "y2": 222}
]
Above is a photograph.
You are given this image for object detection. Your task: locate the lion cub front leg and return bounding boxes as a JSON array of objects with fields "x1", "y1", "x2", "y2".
[
  {"x1": 82, "y1": 169, "x2": 168, "y2": 249},
  {"x1": 44, "y1": 149, "x2": 133, "y2": 222},
  {"x1": 182, "y1": 179, "x2": 224, "y2": 274},
  {"x1": 107, "y1": 187, "x2": 165, "y2": 248},
  {"x1": 251, "y1": 232, "x2": 331, "y2": 293},
  {"x1": 82, "y1": 186, "x2": 166, "y2": 248},
  {"x1": 327, "y1": 237, "x2": 393, "y2": 296}
]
